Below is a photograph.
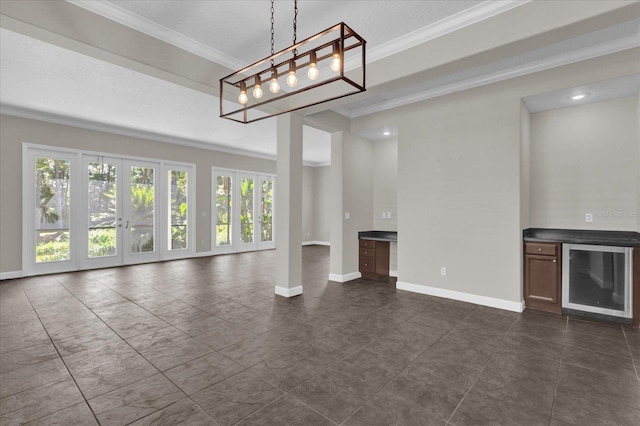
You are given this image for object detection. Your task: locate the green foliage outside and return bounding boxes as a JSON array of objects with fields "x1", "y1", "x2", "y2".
[
  {"x1": 35, "y1": 158, "x2": 71, "y2": 263},
  {"x1": 170, "y1": 171, "x2": 188, "y2": 250},
  {"x1": 260, "y1": 179, "x2": 273, "y2": 242},
  {"x1": 216, "y1": 176, "x2": 232, "y2": 246},
  {"x1": 239, "y1": 178, "x2": 254, "y2": 243}
]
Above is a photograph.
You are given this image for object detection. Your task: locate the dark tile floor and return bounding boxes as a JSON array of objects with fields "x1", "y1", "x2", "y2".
[{"x1": 1, "y1": 245, "x2": 639, "y2": 425}]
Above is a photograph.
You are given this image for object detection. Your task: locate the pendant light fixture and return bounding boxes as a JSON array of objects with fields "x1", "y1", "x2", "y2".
[{"x1": 220, "y1": 0, "x2": 366, "y2": 124}]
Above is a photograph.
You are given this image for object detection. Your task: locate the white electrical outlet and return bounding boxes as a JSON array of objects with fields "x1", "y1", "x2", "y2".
[
  {"x1": 345, "y1": 212, "x2": 350, "y2": 220},
  {"x1": 387, "y1": 212, "x2": 392, "y2": 219},
  {"x1": 585, "y1": 213, "x2": 593, "y2": 223},
  {"x1": 381, "y1": 212, "x2": 386, "y2": 219},
  {"x1": 441, "y1": 267, "x2": 447, "y2": 276}
]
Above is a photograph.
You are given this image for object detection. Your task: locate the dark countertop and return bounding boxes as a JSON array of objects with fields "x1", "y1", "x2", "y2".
[
  {"x1": 523, "y1": 228, "x2": 640, "y2": 247},
  {"x1": 358, "y1": 231, "x2": 398, "y2": 242}
]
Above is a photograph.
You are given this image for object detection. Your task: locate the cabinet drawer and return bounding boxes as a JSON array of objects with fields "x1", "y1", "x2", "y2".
[
  {"x1": 525, "y1": 242, "x2": 558, "y2": 256},
  {"x1": 359, "y1": 239, "x2": 376, "y2": 249},
  {"x1": 359, "y1": 257, "x2": 375, "y2": 272},
  {"x1": 359, "y1": 248, "x2": 375, "y2": 257}
]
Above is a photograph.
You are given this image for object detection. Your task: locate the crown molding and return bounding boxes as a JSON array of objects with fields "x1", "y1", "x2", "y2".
[
  {"x1": 367, "y1": 0, "x2": 531, "y2": 65},
  {"x1": 0, "y1": 104, "x2": 329, "y2": 167},
  {"x1": 66, "y1": 0, "x2": 245, "y2": 70},
  {"x1": 66, "y1": 0, "x2": 528, "y2": 71},
  {"x1": 0, "y1": 104, "x2": 275, "y2": 159},
  {"x1": 341, "y1": 35, "x2": 640, "y2": 118}
]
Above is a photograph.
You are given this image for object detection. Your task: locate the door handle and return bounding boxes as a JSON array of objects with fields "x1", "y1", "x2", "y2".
[{"x1": 124, "y1": 220, "x2": 129, "y2": 229}]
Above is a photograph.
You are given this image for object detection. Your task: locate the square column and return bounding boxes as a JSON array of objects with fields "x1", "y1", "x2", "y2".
[{"x1": 275, "y1": 113, "x2": 304, "y2": 297}]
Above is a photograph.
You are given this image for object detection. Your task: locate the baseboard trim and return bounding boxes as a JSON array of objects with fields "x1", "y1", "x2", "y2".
[
  {"x1": 0, "y1": 271, "x2": 22, "y2": 280},
  {"x1": 303, "y1": 241, "x2": 330, "y2": 246},
  {"x1": 328, "y1": 272, "x2": 362, "y2": 283},
  {"x1": 389, "y1": 270, "x2": 398, "y2": 278},
  {"x1": 274, "y1": 285, "x2": 303, "y2": 297},
  {"x1": 194, "y1": 251, "x2": 215, "y2": 257},
  {"x1": 396, "y1": 281, "x2": 525, "y2": 313}
]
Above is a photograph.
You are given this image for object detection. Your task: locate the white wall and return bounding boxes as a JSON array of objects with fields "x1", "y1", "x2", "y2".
[
  {"x1": 373, "y1": 138, "x2": 398, "y2": 273},
  {"x1": 329, "y1": 131, "x2": 374, "y2": 277},
  {"x1": 530, "y1": 95, "x2": 639, "y2": 231},
  {"x1": 302, "y1": 165, "x2": 331, "y2": 244},
  {"x1": 313, "y1": 166, "x2": 331, "y2": 243},
  {"x1": 302, "y1": 166, "x2": 315, "y2": 242},
  {"x1": 396, "y1": 83, "x2": 523, "y2": 304}
]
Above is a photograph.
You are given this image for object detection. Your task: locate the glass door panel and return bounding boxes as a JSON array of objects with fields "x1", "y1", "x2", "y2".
[
  {"x1": 88, "y1": 160, "x2": 118, "y2": 258},
  {"x1": 168, "y1": 170, "x2": 188, "y2": 250},
  {"x1": 123, "y1": 161, "x2": 160, "y2": 264},
  {"x1": 215, "y1": 174, "x2": 233, "y2": 248},
  {"x1": 257, "y1": 176, "x2": 275, "y2": 250},
  {"x1": 212, "y1": 170, "x2": 275, "y2": 254},
  {"x1": 83, "y1": 156, "x2": 122, "y2": 269},
  {"x1": 130, "y1": 166, "x2": 154, "y2": 253},
  {"x1": 34, "y1": 157, "x2": 71, "y2": 263},
  {"x1": 238, "y1": 175, "x2": 255, "y2": 251}
]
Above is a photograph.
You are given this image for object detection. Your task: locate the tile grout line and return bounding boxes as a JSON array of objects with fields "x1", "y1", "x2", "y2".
[
  {"x1": 2, "y1": 249, "x2": 330, "y2": 424},
  {"x1": 31, "y1": 275, "x2": 211, "y2": 424},
  {"x1": 444, "y1": 306, "x2": 521, "y2": 425},
  {"x1": 547, "y1": 315, "x2": 568, "y2": 426},
  {"x1": 338, "y1": 303, "x2": 484, "y2": 426},
  {"x1": 621, "y1": 327, "x2": 640, "y2": 382},
  {"x1": 14, "y1": 278, "x2": 102, "y2": 426}
]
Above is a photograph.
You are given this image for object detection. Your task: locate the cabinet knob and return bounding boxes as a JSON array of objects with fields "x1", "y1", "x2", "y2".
[
  {"x1": 538, "y1": 248, "x2": 542, "y2": 251},
  {"x1": 552, "y1": 259, "x2": 556, "y2": 263}
]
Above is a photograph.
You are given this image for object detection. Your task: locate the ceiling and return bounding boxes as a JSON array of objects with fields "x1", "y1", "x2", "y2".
[{"x1": 1, "y1": 1, "x2": 639, "y2": 164}]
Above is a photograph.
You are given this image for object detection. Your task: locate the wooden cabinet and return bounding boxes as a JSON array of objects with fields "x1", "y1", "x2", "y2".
[
  {"x1": 359, "y1": 239, "x2": 390, "y2": 280},
  {"x1": 524, "y1": 242, "x2": 561, "y2": 313}
]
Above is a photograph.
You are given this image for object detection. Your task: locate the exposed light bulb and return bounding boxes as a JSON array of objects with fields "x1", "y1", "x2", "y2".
[
  {"x1": 308, "y1": 63, "x2": 319, "y2": 80},
  {"x1": 238, "y1": 91, "x2": 248, "y2": 105},
  {"x1": 286, "y1": 71, "x2": 297, "y2": 87},
  {"x1": 269, "y1": 77, "x2": 280, "y2": 94},
  {"x1": 330, "y1": 54, "x2": 341, "y2": 72},
  {"x1": 253, "y1": 84, "x2": 263, "y2": 99},
  {"x1": 307, "y1": 52, "x2": 319, "y2": 80},
  {"x1": 238, "y1": 82, "x2": 248, "y2": 105},
  {"x1": 570, "y1": 93, "x2": 587, "y2": 100},
  {"x1": 383, "y1": 130, "x2": 391, "y2": 136}
]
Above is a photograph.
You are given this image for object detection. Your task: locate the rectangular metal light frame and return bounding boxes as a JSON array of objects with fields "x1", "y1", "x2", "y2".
[{"x1": 220, "y1": 22, "x2": 366, "y2": 124}]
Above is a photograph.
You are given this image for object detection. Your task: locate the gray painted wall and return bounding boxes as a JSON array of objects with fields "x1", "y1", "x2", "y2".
[
  {"x1": 530, "y1": 95, "x2": 639, "y2": 231},
  {"x1": 302, "y1": 165, "x2": 331, "y2": 244},
  {"x1": 351, "y1": 48, "x2": 639, "y2": 305},
  {"x1": 302, "y1": 166, "x2": 315, "y2": 242},
  {"x1": 313, "y1": 166, "x2": 331, "y2": 243},
  {"x1": 373, "y1": 138, "x2": 398, "y2": 272},
  {"x1": 329, "y1": 131, "x2": 374, "y2": 277}
]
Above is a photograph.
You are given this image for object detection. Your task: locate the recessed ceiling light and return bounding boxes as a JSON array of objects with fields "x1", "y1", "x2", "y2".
[
  {"x1": 382, "y1": 130, "x2": 391, "y2": 136},
  {"x1": 569, "y1": 93, "x2": 589, "y2": 101}
]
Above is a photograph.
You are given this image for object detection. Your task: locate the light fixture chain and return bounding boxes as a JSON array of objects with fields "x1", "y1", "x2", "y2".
[
  {"x1": 292, "y1": 0, "x2": 298, "y2": 56},
  {"x1": 270, "y1": 0, "x2": 275, "y2": 66}
]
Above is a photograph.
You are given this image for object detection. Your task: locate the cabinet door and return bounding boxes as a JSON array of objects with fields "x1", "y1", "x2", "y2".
[{"x1": 524, "y1": 254, "x2": 561, "y2": 313}]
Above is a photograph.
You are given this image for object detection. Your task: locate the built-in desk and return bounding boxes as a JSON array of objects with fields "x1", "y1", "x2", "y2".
[{"x1": 358, "y1": 231, "x2": 397, "y2": 280}]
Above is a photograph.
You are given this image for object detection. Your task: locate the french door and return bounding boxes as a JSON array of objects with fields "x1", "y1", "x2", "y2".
[
  {"x1": 83, "y1": 157, "x2": 160, "y2": 269},
  {"x1": 213, "y1": 169, "x2": 275, "y2": 254},
  {"x1": 24, "y1": 145, "x2": 194, "y2": 276}
]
